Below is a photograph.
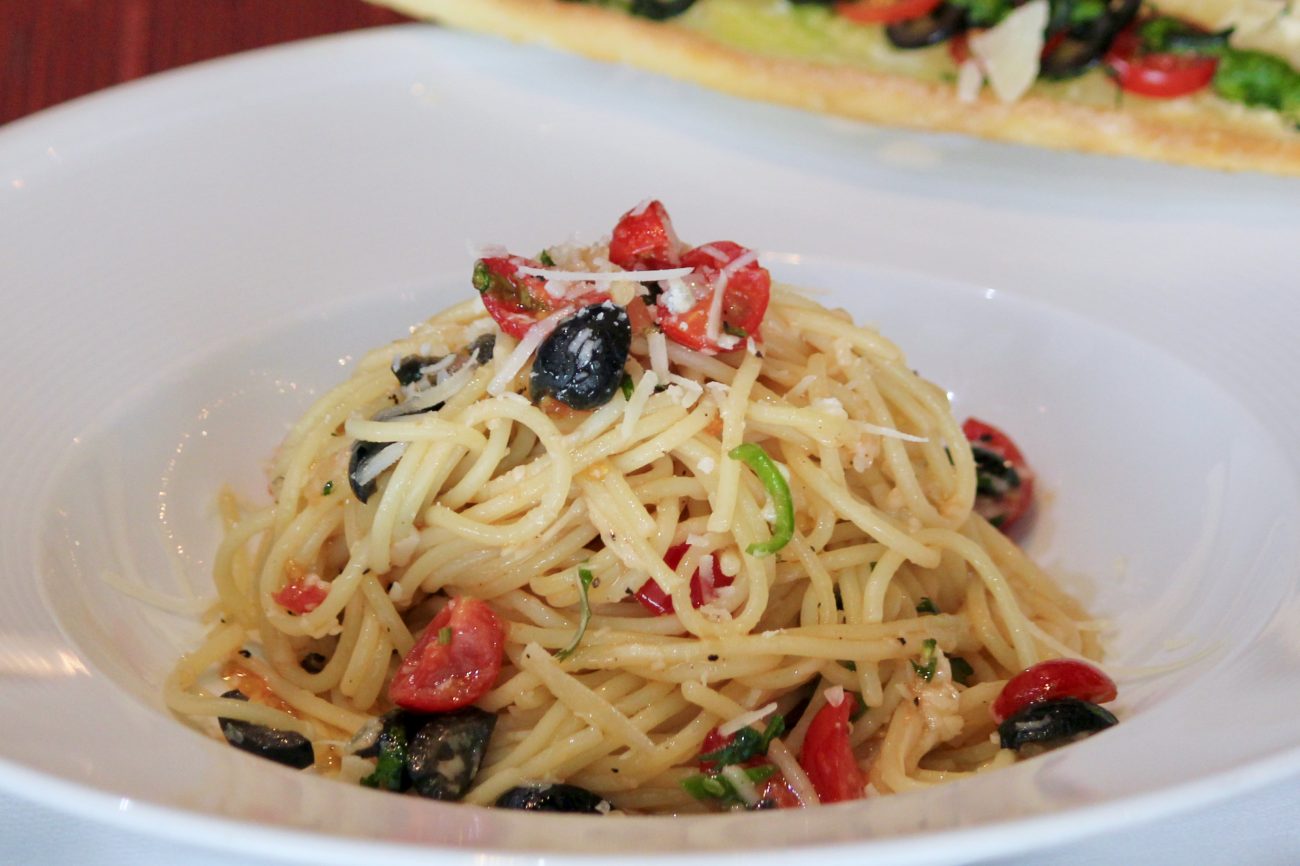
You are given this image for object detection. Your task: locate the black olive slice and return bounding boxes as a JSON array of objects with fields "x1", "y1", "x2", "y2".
[
  {"x1": 217, "y1": 690, "x2": 315, "y2": 769},
  {"x1": 886, "y1": 4, "x2": 968, "y2": 49},
  {"x1": 406, "y1": 708, "x2": 498, "y2": 801},
  {"x1": 629, "y1": 0, "x2": 697, "y2": 20},
  {"x1": 351, "y1": 333, "x2": 498, "y2": 501},
  {"x1": 348, "y1": 439, "x2": 404, "y2": 503},
  {"x1": 495, "y1": 783, "x2": 612, "y2": 813},
  {"x1": 299, "y1": 652, "x2": 327, "y2": 674},
  {"x1": 393, "y1": 354, "x2": 440, "y2": 386},
  {"x1": 998, "y1": 697, "x2": 1118, "y2": 752},
  {"x1": 1040, "y1": 0, "x2": 1141, "y2": 79},
  {"x1": 530, "y1": 302, "x2": 631, "y2": 411}
]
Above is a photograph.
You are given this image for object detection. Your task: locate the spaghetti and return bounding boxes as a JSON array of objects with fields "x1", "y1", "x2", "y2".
[{"x1": 166, "y1": 201, "x2": 1109, "y2": 813}]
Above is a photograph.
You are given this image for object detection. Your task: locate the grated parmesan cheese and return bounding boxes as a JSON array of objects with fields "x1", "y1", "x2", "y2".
[
  {"x1": 514, "y1": 264, "x2": 692, "y2": 282},
  {"x1": 647, "y1": 330, "x2": 670, "y2": 382},
  {"x1": 969, "y1": 0, "x2": 1048, "y2": 103},
  {"x1": 719, "y1": 702, "x2": 778, "y2": 736}
]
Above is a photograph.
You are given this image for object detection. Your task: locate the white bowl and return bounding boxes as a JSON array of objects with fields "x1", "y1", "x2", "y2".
[{"x1": 5, "y1": 24, "x2": 1300, "y2": 866}]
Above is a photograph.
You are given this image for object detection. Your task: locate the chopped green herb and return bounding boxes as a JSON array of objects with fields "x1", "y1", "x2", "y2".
[
  {"x1": 1213, "y1": 48, "x2": 1300, "y2": 122},
  {"x1": 949, "y1": 655, "x2": 975, "y2": 686},
  {"x1": 728, "y1": 443, "x2": 793, "y2": 557},
  {"x1": 360, "y1": 720, "x2": 407, "y2": 791},
  {"x1": 471, "y1": 259, "x2": 491, "y2": 294},
  {"x1": 322, "y1": 480, "x2": 334, "y2": 496},
  {"x1": 698, "y1": 714, "x2": 785, "y2": 768},
  {"x1": 916, "y1": 597, "x2": 939, "y2": 615},
  {"x1": 538, "y1": 249, "x2": 556, "y2": 267},
  {"x1": 943, "y1": 445, "x2": 954, "y2": 466},
  {"x1": 838, "y1": 659, "x2": 857, "y2": 672},
  {"x1": 722, "y1": 322, "x2": 748, "y2": 339},
  {"x1": 620, "y1": 372, "x2": 634, "y2": 400},
  {"x1": 681, "y1": 764, "x2": 779, "y2": 808},
  {"x1": 437, "y1": 626, "x2": 453, "y2": 645},
  {"x1": 555, "y1": 566, "x2": 595, "y2": 661},
  {"x1": 948, "y1": 0, "x2": 1014, "y2": 27},
  {"x1": 911, "y1": 638, "x2": 939, "y2": 682}
]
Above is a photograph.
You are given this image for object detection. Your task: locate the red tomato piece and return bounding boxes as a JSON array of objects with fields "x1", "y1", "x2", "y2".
[
  {"x1": 473, "y1": 256, "x2": 552, "y2": 339},
  {"x1": 836, "y1": 0, "x2": 943, "y2": 24},
  {"x1": 657, "y1": 241, "x2": 771, "y2": 354},
  {"x1": 991, "y1": 658, "x2": 1118, "y2": 723},
  {"x1": 963, "y1": 417, "x2": 1035, "y2": 532},
  {"x1": 757, "y1": 772, "x2": 803, "y2": 809},
  {"x1": 634, "y1": 543, "x2": 735, "y2": 616},
  {"x1": 609, "y1": 200, "x2": 682, "y2": 271},
  {"x1": 388, "y1": 597, "x2": 505, "y2": 712},
  {"x1": 273, "y1": 579, "x2": 329, "y2": 615},
  {"x1": 1105, "y1": 27, "x2": 1217, "y2": 99},
  {"x1": 799, "y1": 695, "x2": 867, "y2": 804},
  {"x1": 948, "y1": 32, "x2": 971, "y2": 64}
]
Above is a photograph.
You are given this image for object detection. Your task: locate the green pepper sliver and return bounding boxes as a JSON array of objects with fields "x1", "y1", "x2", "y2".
[
  {"x1": 728, "y1": 443, "x2": 794, "y2": 557},
  {"x1": 555, "y1": 565, "x2": 595, "y2": 661}
]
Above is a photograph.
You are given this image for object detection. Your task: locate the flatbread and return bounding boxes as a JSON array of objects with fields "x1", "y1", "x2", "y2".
[{"x1": 373, "y1": 0, "x2": 1300, "y2": 175}]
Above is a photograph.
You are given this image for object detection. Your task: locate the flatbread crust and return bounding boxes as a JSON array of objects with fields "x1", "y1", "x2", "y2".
[{"x1": 373, "y1": 0, "x2": 1300, "y2": 174}]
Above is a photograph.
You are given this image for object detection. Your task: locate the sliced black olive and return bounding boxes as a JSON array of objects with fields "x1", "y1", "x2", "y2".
[
  {"x1": 530, "y1": 302, "x2": 631, "y2": 411},
  {"x1": 299, "y1": 652, "x2": 327, "y2": 674},
  {"x1": 351, "y1": 334, "x2": 498, "y2": 501},
  {"x1": 495, "y1": 783, "x2": 611, "y2": 813},
  {"x1": 393, "y1": 354, "x2": 439, "y2": 386},
  {"x1": 1039, "y1": 0, "x2": 1141, "y2": 79},
  {"x1": 972, "y1": 444, "x2": 1021, "y2": 497},
  {"x1": 358, "y1": 708, "x2": 497, "y2": 799},
  {"x1": 406, "y1": 708, "x2": 497, "y2": 801},
  {"x1": 629, "y1": 0, "x2": 696, "y2": 20},
  {"x1": 217, "y1": 690, "x2": 315, "y2": 769},
  {"x1": 348, "y1": 439, "x2": 404, "y2": 503},
  {"x1": 886, "y1": 4, "x2": 968, "y2": 49},
  {"x1": 467, "y1": 333, "x2": 496, "y2": 366},
  {"x1": 998, "y1": 697, "x2": 1118, "y2": 752}
]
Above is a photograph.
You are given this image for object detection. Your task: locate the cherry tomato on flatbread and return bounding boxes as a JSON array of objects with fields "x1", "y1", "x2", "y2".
[
  {"x1": 634, "y1": 543, "x2": 734, "y2": 615},
  {"x1": 836, "y1": 0, "x2": 943, "y2": 24},
  {"x1": 473, "y1": 256, "x2": 606, "y2": 340},
  {"x1": 991, "y1": 658, "x2": 1118, "y2": 723},
  {"x1": 798, "y1": 695, "x2": 867, "y2": 804},
  {"x1": 657, "y1": 241, "x2": 771, "y2": 354},
  {"x1": 273, "y1": 578, "x2": 329, "y2": 615},
  {"x1": 388, "y1": 597, "x2": 505, "y2": 712},
  {"x1": 963, "y1": 417, "x2": 1035, "y2": 533},
  {"x1": 609, "y1": 199, "x2": 682, "y2": 270},
  {"x1": 1105, "y1": 27, "x2": 1217, "y2": 98}
]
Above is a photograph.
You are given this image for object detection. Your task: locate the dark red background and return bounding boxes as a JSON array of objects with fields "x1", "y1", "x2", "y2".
[{"x1": 1, "y1": 0, "x2": 412, "y2": 125}]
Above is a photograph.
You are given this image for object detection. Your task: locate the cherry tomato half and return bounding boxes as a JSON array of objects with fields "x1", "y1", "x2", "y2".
[
  {"x1": 1105, "y1": 27, "x2": 1217, "y2": 99},
  {"x1": 272, "y1": 578, "x2": 329, "y2": 615},
  {"x1": 656, "y1": 241, "x2": 771, "y2": 354},
  {"x1": 609, "y1": 199, "x2": 682, "y2": 271},
  {"x1": 388, "y1": 597, "x2": 505, "y2": 712},
  {"x1": 963, "y1": 417, "x2": 1035, "y2": 533},
  {"x1": 473, "y1": 256, "x2": 607, "y2": 340},
  {"x1": 992, "y1": 658, "x2": 1117, "y2": 723},
  {"x1": 799, "y1": 695, "x2": 867, "y2": 804},
  {"x1": 836, "y1": 0, "x2": 943, "y2": 24},
  {"x1": 634, "y1": 543, "x2": 735, "y2": 615}
]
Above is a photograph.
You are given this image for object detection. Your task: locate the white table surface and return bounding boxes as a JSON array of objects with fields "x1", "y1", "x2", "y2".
[{"x1": 2, "y1": 775, "x2": 1298, "y2": 865}]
